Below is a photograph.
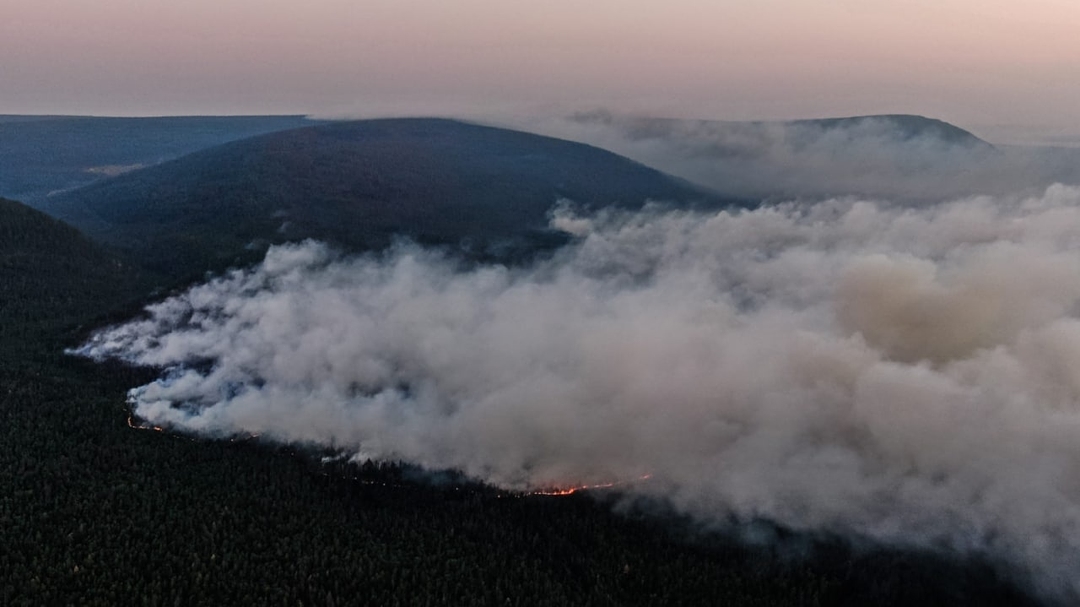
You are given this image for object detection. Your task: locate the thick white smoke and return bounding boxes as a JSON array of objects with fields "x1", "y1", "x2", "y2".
[{"x1": 79, "y1": 185, "x2": 1080, "y2": 600}]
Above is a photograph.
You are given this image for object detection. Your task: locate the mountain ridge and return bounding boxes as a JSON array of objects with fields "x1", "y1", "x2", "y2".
[{"x1": 48, "y1": 118, "x2": 736, "y2": 281}]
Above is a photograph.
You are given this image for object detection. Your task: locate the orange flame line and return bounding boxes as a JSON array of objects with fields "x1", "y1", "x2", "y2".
[
  {"x1": 530, "y1": 474, "x2": 652, "y2": 497},
  {"x1": 127, "y1": 415, "x2": 164, "y2": 432}
]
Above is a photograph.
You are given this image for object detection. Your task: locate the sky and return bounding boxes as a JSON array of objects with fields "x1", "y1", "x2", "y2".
[{"x1": 3, "y1": 0, "x2": 1080, "y2": 139}]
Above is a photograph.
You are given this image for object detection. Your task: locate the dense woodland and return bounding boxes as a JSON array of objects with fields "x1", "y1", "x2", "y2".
[{"x1": 0, "y1": 189, "x2": 1050, "y2": 606}]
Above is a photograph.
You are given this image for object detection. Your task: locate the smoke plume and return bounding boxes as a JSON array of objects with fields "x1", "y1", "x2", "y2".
[{"x1": 78, "y1": 185, "x2": 1080, "y2": 600}]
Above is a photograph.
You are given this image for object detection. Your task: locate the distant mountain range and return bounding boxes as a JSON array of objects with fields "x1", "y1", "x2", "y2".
[
  {"x1": 46, "y1": 118, "x2": 733, "y2": 281},
  {"x1": 785, "y1": 114, "x2": 994, "y2": 148},
  {"x1": 0, "y1": 115, "x2": 322, "y2": 204},
  {"x1": 573, "y1": 112, "x2": 994, "y2": 149},
  {"x1": 7, "y1": 112, "x2": 1063, "y2": 286},
  {"x1": 546, "y1": 112, "x2": 1028, "y2": 201}
]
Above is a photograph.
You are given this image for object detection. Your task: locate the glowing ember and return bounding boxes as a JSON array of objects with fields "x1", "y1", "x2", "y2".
[
  {"x1": 127, "y1": 415, "x2": 164, "y2": 432},
  {"x1": 529, "y1": 474, "x2": 652, "y2": 497},
  {"x1": 126, "y1": 415, "x2": 258, "y2": 441},
  {"x1": 121, "y1": 412, "x2": 644, "y2": 498}
]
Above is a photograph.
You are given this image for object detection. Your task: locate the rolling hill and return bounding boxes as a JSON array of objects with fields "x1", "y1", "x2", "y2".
[{"x1": 49, "y1": 118, "x2": 734, "y2": 280}]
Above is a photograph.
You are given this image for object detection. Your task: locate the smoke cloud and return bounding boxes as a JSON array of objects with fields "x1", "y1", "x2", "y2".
[{"x1": 78, "y1": 185, "x2": 1080, "y2": 600}]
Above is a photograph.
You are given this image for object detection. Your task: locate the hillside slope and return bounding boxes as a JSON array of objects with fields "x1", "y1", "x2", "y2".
[
  {"x1": 0, "y1": 197, "x2": 146, "y2": 351},
  {"x1": 50, "y1": 118, "x2": 732, "y2": 279}
]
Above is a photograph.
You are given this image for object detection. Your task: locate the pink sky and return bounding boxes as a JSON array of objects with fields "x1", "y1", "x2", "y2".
[{"x1": 3, "y1": 0, "x2": 1079, "y2": 136}]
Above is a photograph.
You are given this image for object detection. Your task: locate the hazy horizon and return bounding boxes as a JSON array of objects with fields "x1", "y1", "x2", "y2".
[{"x1": 4, "y1": 1, "x2": 1080, "y2": 145}]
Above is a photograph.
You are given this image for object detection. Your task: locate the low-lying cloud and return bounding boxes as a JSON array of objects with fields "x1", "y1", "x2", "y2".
[{"x1": 78, "y1": 185, "x2": 1080, "y2": 601}]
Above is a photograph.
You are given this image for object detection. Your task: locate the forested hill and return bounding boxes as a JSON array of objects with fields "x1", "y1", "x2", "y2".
[
  {"x1": 0, "y1": 197, "x2": 145, "y2": 347},
  {"x1": 48, "y1": 118, "x2": 735, "y2": 281}
]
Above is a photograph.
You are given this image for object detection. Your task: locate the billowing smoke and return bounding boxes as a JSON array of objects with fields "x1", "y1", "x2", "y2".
[{"x1": 78, "y1": 185, "x2": 1080, "y2": 600}]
